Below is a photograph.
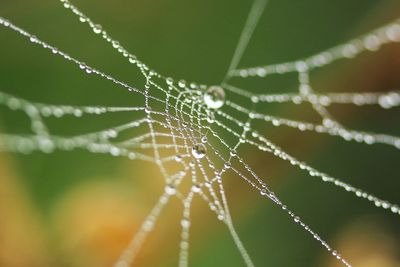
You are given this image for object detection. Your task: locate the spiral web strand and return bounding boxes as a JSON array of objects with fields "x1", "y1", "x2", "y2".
[{"x1": 0, "y1": 0, "x2": 400, "y2": 266}]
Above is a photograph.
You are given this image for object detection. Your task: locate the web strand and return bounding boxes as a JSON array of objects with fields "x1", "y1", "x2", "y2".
[
  {"x1": 229, "y1": 19, "x2": 400, "y2": 78},
  {"x1": 223, "y1": 0, "x2": 269, "y2": 82}
]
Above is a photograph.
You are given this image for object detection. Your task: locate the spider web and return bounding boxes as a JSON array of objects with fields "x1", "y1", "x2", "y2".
[{"x1": 0, "y1": 0, "x2": 400, "y2": 266}]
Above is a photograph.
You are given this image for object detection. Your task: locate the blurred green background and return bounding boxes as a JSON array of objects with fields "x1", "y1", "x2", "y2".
[{"x1": 0, "y1": 0, "x2": 400, "y2": 266}]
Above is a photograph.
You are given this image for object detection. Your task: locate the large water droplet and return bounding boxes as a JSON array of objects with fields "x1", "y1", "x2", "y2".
[
  {"x1": 191, "y1": 143, "x2": 206, "y2": 159},
  {"x1": 204, "y1": 86, "x2": 225, "y2": 109}
]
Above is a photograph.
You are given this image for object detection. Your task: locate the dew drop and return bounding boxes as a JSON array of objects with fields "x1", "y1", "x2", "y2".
[
  {"x1": 104, "y1": 130, "x2": 117, "y2": 139},
  {"x1": 251, "y1": 96, "x2": 259, "y2": 103},
  {"x1": 112, "y1": 40, "x2": 120, "y2": 48},
  {"x1": 391, "y1": 205, "x2": 399, "y2": 213},
  {"x1": 73, "y1": 109, "x2": 82, "y2": 117},
  {"x1": 204, "y1": 86, "x2": 225, "y2": 109},
  {"x1": 165, "y1": 184, "x2": 176, "y2": 195},
  {"x1": 38, "y1": 138, "x2": 55, "y2": 153},
  {"x1": 166, "y1": 77, "x2": 174, "y2": 85},
  {"x1": 93, "y1": 24, "x2": 102, "y2": 34},
  {"x1": 322, "y1": 118, "x2": 335, "y2": 128},
  {"x1": 30, "y1": 35, "x2": 38, "y2": 43},
  {"x1": 191, "y1": 184, "x2": 201, "y2": 193},
  {"x1": 143, "y1": 220, "x2": 155, "y2": 231},
  {"x1": 128, "y1": 55, "x2": 137, "y2": 64},
  {"x1": 386, "y1": 24, "x2": 400, "y2": 41},
  {"x1": 206, "y1": 110, "x2": 215, "y2": 123},
  {"x1": 181, "y1": 219, "x2": 191, "y2": 228},
  {"x1": 178, "y1": 80, "x2": 186, "y2": 88},
  {"x1": 191, "y1": 143, "x2": 206, "y2": 159}
]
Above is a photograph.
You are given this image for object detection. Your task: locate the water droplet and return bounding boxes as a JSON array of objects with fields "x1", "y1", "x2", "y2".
[
  {"x1": 110, "y1": 147, "x2": 120, "y2": 156},
  {"x1": 128, "y1": 55, "x2": 137, "y2": 64},
  {"x1": 107, "y1": 130, "x2": 118, "y2": 138},
  {"x1": 181, "y1": 219, "x2": 191, "y2": 228},
  {"x1": 175, "y1": 155, "x2": 183, "y2": 162},
  {"x1": 73, "y1": 109, "x2": 82, "y2": 117},
  {"x1": 251, "y1": 96, "x2": 259, "y2": 103},
  {"x1": 391, "y1": 205, "x2": 399, "y2": 213},
  {"x1": 386, "y1": 24, "x2": 400, "y2": 41},
  {"x1": 165, "y1": 184, "x2": 176, "y2": 195},
  {"x1": 178, "y1": 80, "x2": 186, "y2": 88},
  {"x1": 323, "y1": 118, "x2": 336, "y2": 128},
  {"x1": 192, "y1": 184, "x2": 201, "y2": 193},
  {"x1": 243, "y1": 122, "x2": 250, "y2": 131},
  {"x1": 191, "y1": 144, "x2": 206, "y2": 159},
  {"x1": 112, "y1": 40, "x2": 120, "y2": 48},
  {"x1": 30, "y1": 35, "x2": 38, "y2": 43},
  {"x1": 204, "y1": 86, "x2": 225, "y2": 109},
  {"x1": 38, "y1": 138, "x2": 55, "y2": 153},
  {"x1": 143, "y1": 220, "x2": 155, "y2": 231},
  {"x1": 166, "y1": 77, "x2": 174, "y2": 85},
  {"x1": 206, "y1": 110, "x2": 215, "y2": 123},
  {"x1": 93, "y1": 24, "x2": 102, "y2": 34}
]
